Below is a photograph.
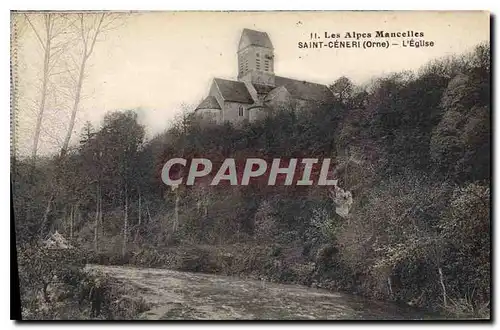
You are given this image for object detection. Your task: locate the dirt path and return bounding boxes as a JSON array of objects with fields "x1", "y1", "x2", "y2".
[{"x1": 87, "y1": 264, "x2": 433, "y2": 320}]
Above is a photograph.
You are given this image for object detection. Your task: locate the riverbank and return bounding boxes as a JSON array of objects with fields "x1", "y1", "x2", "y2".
[
  {"x1": 16, "y1": 246, "x2": 151, "y2": 320},
  {"x1": 88, "y1": 264, "x2": 435, "y2": 320},
  {"x1": 86, "y1": 243, "x2": 451, "y2": 318}
]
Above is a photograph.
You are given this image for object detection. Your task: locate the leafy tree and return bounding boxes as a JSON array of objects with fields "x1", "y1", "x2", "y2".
[{"x1": 329, "y1": 76, "x2": 354, "y2": 106}]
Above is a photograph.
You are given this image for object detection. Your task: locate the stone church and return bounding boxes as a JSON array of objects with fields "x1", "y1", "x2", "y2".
[{"x1": 195, "y1": 28, "x2": 334, "y2": 124}]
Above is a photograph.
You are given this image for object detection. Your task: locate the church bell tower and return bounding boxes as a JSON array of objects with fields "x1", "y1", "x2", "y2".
[{"x1": 237, "y1": 28, "x2": 275, "y2": 87}]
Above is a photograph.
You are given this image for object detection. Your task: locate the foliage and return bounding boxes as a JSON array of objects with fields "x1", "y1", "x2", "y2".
[
  {"x1": 13, "y1": 43, "x2": 490, "y2": 318},
  {"x1": 17, "y1": 245, "x2": 149, "y2": 319}
]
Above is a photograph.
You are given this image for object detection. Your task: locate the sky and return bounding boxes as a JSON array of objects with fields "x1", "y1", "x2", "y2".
[{"x1": 13, "y1": 11, "x2": 490, "y2": 156}]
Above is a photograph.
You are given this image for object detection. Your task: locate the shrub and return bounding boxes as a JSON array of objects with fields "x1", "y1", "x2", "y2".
[{"x1": 17, "y1": 245, "x2": 149, "y2": 320}]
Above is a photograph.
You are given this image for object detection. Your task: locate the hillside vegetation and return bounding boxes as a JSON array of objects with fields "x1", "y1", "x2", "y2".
[{"x1": 13, "y1": 43, "x2": 490, "y2": 319}]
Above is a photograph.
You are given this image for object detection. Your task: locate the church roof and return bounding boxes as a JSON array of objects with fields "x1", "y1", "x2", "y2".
[
  {"x1": 195, "y1": 95, "x2": 221, "y2": 110},
  {"x1": 214, "y1": 78, "x2": 254, "y2": 104},
  {"x1": 253, "y1": 83, "x2": 276, "y2": 95},
  {"x1": 274, "y1": 76, "x2": 334, "y2": 102},
  {"x1": 239, "y1": 28, "x2": 273, "y2": 50}
]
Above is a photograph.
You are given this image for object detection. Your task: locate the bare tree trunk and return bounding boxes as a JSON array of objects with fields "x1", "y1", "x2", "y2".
[
  {"x1": 61, "y1": 54, "x2": 86, "y2": 156},
  {"x1": 25, "y1": 13, "x2": 80, "y2": 160},
  {"x1": 42, "y1": 282, "x2": 51, "y2": 304},
  {"x1": 138, "y1": 190, "x2": 142, "y2": 226},
  {"x1": 122, "y1": 187, "x2": 128, "y2": 258},
  {"x1": 134, "y1": 190, "x2": 141, "y2": 243},
  {"x1": 438, "y1": 266, "x2": 447, "y2": 307},
  {"x1": 145, "y1": 202, "x2": 152, "y2": 224},
  {"x1": 40, "y1": 193, "x2": 54, "y2": 234},
  {"x1": 62, "y1": 206, "x2": 68, "y2": 235},
  {"x1": 99, "y1": 191, "x2": 103, "y2": 238},
  {"x1": 66, "y1": 205, "x2": 71, "y2": 238},
  {"x1": 61, "y1": 14, "x2": 106, "y2": 156},
  {"x1": 32, "y1": 44, "x2": 49, "y2": 159},
  {"x1": 29, "y1": 15, "x2": 52, "y2": 160},
  {"x1": 204, "y1": 192, "x2": 208, "y2": 217},
  {"x1": 345, "y1": 149, "x2": 348, "y2": 187},
  {"x1": 94, "y1": 186, "x2": 100, "y2": 252},
  {"x1": 173, "y1": 190, "x2": 179, "y2": 233},
  {"x1": 69, "y1": 204, "x2": 74, "y2": 241}
]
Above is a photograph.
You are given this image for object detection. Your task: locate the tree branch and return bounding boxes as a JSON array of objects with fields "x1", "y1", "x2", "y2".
[
  {"x1": 86, "y1": 13, "x2": 105, "y2": 58},
  {"x1": 24, "y1": 14, "x2": 45, "y2": 49}
]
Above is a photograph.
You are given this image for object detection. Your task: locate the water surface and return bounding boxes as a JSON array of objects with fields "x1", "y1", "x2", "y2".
[{"x1": 88, "y1": 264, "x2": 435, "y2": 320}]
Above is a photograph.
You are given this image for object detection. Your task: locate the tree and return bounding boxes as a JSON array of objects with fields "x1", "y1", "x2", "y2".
[
  {"x1": 430, "y1": 59, "x2": 490, "y2": 181},
  {"x1": 329, "y1": 76, "x2": 354, "y2": 106},
  {"x1": 440, "y1": 183, "x2": 490, "y2": 308},
  {"x1": 60, "y1": 13, "x2": 124, "y2": 157},
  {"x1": 97, "y1": 111, "x2": 144, "y2": 255},
  {"x1": 23, "y1": 13, "x2": 71, "y2": 160}
]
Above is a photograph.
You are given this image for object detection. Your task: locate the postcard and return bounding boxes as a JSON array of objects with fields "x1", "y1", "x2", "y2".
[{"x1": 11, "y1": 11, "x2": 490, "y2": 320}]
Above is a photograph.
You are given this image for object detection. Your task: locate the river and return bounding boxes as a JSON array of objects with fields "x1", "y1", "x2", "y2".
[{"x1": 87, "y1": 264, "x2": 437, "y2": 320}]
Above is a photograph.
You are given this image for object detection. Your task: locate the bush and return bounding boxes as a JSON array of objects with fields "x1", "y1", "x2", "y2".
[{"x1": 17, "y1": 245, "x2": 149, "y2": 320}]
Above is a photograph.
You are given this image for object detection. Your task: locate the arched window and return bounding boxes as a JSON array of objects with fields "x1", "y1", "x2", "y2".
[{"x1": 238, "y1": 105, "x2": 244, "y2": 117}]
